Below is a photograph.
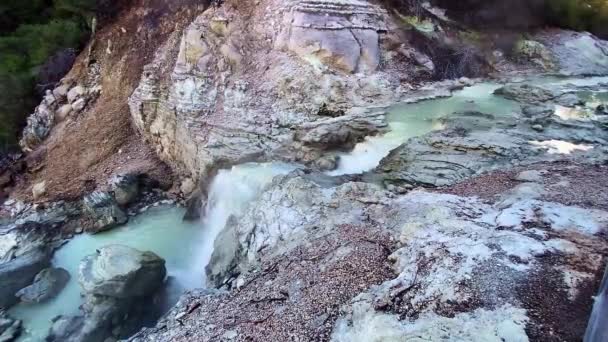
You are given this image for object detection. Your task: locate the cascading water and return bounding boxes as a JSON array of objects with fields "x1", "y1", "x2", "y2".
[
  {"x1": 328, "y1": 83, "x2": 520, "y2": 176},
  {"x1": 9, "y1": 162, "x2": 295, "y2": 341},
  {"x1": 584, "y1": 265, "x2": 608, "y2": 342}
]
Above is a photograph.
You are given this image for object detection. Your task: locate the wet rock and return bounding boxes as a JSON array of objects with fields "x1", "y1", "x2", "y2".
[
  {"x1": 82, "y1": 191, "x2": 128, "y2": 233},
  {"x1": 0, "y1": 247, "x2": 52, "y2": 308},
  {"x1": 494, "y1": 84, "x2": 556, "y2": 103},
  {"x1": 109, "y1": 174, "x2": 139, "y2": 207},
  {"x1": 376, "y1": 98, "x2": 608, "y2": 189},
  {"x1": 78, "y1": 245, "x2": 166, "y2": 298},
  {"x1": 47, "y1": 315, "x2": 86, "y2": 342},
  {"x1": 183, "y1": 189, "x2": 203, "y2": 221},
  {"x1": 48, "y1": 246, "x2": 166, "y2": 342},
  {"x1": 314, "y1": 155, "x2": 338, "y2": 171},
  {"x1": 556, "y1": 93, "x2": 583, "y2": 107},
  {"x1": 0, "y1": 312, "x2": 21, "y2": 342},
  {"x1": 15, "y1": 267, "x2": 70, "y2": 303}
]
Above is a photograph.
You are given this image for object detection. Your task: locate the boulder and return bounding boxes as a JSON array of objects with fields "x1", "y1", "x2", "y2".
[
  {"x1": 82, "y1": 191, "x2": 128, "y2": 233},
  {"x1": 32, "y1": 181, "x2": 46, "y2": 200},
  {"x1": 0, "y1": 247, "x2": 52, "y2": 308},
  {"x1": 67, "y1": 85, "x2": 85, "y2": 104},
  {"x1": 55, "y1": 104, "x2": 73, "y2": 122},
  {"x1": 536, "y1": 30, "x2": 608, "y2": 76},
  {"x1": 78, "y1": 245, "x2": 166, "y2": 298},
  {"x1": 48, "y1": 246, "x2": 166, "y2": 342},
  {"x1": 494, "y1": 84, "x2": 556, "y2": 103},
  {"x1": 109, "y1": 174, "x2": 139, "y2": 206},
  {"x1": 513, "y1": 39, "x2": 555, "y2": 70},
  {"x1": 52, "y1": 84, "x2": 70, "y2": 102},
  {"x1": 15, "y1": 267, "x2": 70, "y2": 303}
]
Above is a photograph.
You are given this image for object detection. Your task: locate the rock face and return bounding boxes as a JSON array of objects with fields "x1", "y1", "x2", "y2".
[
  {"x1": 535, "y1": 30, "x2": 608, "y2": 76},
  {"x1": 0, "y1": 247, "x2": 51, "y2": 308},
  {"x1": 47, "y1": 245, "x2": 166, "y2": 342},
  {"x1": 78, "y1": 245, "x2": 166, "y2": 298},
  {"x1": 127, "y1": 0, "x2": 430, "y2": 182},
  {"x1": 15, "y1": 267, "x2": 70, "y2": 303},
  {"x1": 82, "y1": 191, "x2": 128, "y2": 233}
]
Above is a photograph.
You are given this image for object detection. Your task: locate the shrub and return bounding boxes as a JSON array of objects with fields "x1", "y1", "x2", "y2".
[{"x1": 0, "y1": 0, "x2": 98, "y2": 151}]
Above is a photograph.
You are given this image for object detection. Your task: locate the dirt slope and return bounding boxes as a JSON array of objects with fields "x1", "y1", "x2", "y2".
[{"x1": 11, "y1": 0, "x2": 210, "y2": 201}]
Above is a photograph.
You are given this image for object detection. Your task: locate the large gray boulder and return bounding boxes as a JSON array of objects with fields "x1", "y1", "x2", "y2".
[
  {"x1": 0, "y1": 247, "x2": 51, "y2": 308},
  {"x1": 78, "y1": 245, "x2": 166, "y2": 298},
  {"x1": 82, "y1": 191, "x2": 128, "y2": 233},
  {"x1": 15, "y1": 267, "x2": 70, "y2": 303},
  {"x1": 47, "y1": 246, "x2": 166, "y2": 342}
]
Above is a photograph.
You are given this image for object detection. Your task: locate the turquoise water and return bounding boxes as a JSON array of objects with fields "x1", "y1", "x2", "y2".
[
  {"x1": 329, "y1": 83, "x2": 520, "y2": 175},
  {"x1": 9, "y1": 162, "x2": 296, "y2": 341}
]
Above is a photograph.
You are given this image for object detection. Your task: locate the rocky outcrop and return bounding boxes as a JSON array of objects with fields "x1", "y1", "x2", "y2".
[
  {"x1": 0, "y1": 247, "x2": 51, "y2": 308},
  {"x1": 78, "y1": 245, "x2": 166, "y2": 298},
  {"x1": 48, "y1": 245, "x2": 166, "y2": 342},
  {"x1": 108, "y1": 173, "x2": 140, "y2": 207},
  {"x1": 82, "y1": 191, "x2": 128, "y2": 233},
  {"x1": 127, "y1": 0, "x2": 434, "y2": 182},
  {"x1": 377, "y1": 82, "x2": 608, "y2": 189},
  {"x1": 535, "y1": 30, "x2": 608, "y2": 76},
  {"x1": 20, "y1": 78, "x2": 100, "y2": 153},
  {"x1": 15, "y1": 267, "x2": 70, "y2": 303},
  {"x1": 136, "y1": 161, "x2": 608, "y2": 341}
]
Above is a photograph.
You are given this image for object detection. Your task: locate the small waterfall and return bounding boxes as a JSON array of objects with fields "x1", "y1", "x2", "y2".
[
  {"x1": 585, "y1": 264, "x2": 608, "y2": 342},
  {"x1": 194, "y1": 162, "x2": 296, "y2": 286}
]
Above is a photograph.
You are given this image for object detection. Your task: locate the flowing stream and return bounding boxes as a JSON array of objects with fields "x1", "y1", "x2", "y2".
[
  {"x1": 8, "y1": 76, "x2": 608, "y2": 341},
  {"x1": 329, "y1": 82, "x2": 520, "y2": 175}
]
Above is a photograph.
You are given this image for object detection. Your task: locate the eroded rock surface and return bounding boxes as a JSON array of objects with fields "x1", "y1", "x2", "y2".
[
  {"x1": 133, "y1": 161, "x2": 608, "y2": 341},
  {"x1": 377, "y1": 83, "x2": 608, "y2": 189},
  {"x1": 127, "y1": 0, "x2": 453, "y2": 182},
  {"x1": 47, "y1": 245, "x2": 166, "y2": 342},
  {"x1": 15, "y1": 267, "x2": 70, "y2": 303}
]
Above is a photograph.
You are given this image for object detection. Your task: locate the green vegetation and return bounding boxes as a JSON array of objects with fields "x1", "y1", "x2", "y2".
[
  {"x1": 0, "y1": 0, "x2": 96, "y2": 151},
  {"x1": 547, "y1": 0, "x2": 608, "y2": 36}
]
